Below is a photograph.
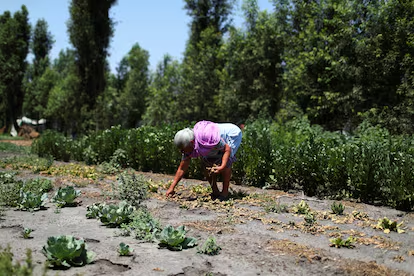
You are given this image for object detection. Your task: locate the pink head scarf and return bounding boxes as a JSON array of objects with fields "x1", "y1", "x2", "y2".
[{"x1": 193, "y1": 121, "x2": 220, "y2": 156}]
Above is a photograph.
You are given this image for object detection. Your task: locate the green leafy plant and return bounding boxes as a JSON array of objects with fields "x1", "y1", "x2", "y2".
[
  {"x1": 86, "y1": 202, "x2": 105, "y2": 219},
  {"x1": 157, "y1": 225, "x2": 197, "y2": 251},
  {"x1": 22, "y1": 178, "x2": 53, "y2": 195},
  {"x1": 375, "y1": 217, "x2": 405, "y2": 234},
  {"x1": 292, "y1": 200, "x2": 310, "y2": 214},
  {"x1": 0, "y1": 245, "x2": 35, "y2": 275},
  {"x1": 118, "y1": 243, "x2": 133, "y2": 256},
  {"x1": 264, "y1": 201, "x2": 288, "y2": 213},
  {"x1": 197, "y1": 236, "x2": 221, "y2": 255},
  {"x1": 330, "y1": 236, "x2": 356, "y2": 248},
  {"x1": 120, "y1": 208, "x2": 161, "y2": 241},
  {"x1": 331, "y1": 202, "x2": 345, "y2": 215},
  {"x1": 18, "y1": 191, "x2": 47, "y2": 211},
  {"x1": 304, "y1": 213, "x2": 317, "y2": 226},
  {"x1": 22, "y1": 228, "x2": 34, "y2": 239},
  {"x1": 52, "y1": 186, "x2": 81, "y2": 207},
  {"x1": 99, "y1": 201, "x2": 136, "y2": 227},
  {"x1": 0, "y1": 172, "x2": 23, "y2": 207},
  {"x1": 42, "y1": 235, "x2": 95, "y2": 268},
  {"x1": 114, "y1": 172, "x2": 148, "y2": 206}
]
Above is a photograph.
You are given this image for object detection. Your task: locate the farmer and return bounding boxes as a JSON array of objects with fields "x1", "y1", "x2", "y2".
[{"x1": 166, "y1": 120, "x2": 242, "y2": 201}]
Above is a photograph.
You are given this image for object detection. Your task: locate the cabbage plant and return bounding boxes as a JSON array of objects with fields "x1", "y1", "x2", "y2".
[
  {"x1": 157, "y1": 225, "x2": 197, "y2": 251},
  {"x1": 99, "y1": 201, "x2": 135, "y2": 227},
  {"x1": 18, "y1": 190, "x2": 47, "y2": 211},
  {"x1": 42, "y1": 235, "x2": 95, "y2": 268},
  {"x1": 52, "y1": 186, "x2": 81, "y2": 207}
]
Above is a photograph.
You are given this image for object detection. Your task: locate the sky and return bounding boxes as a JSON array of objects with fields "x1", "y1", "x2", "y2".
[{"x1": 1, "y1": 0, "x2": 274, "y2": 72}]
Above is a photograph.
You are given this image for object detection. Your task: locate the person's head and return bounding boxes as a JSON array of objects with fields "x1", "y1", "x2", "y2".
[{"x1": 174, "y1": 128, "x2": 194, "y2": 153}]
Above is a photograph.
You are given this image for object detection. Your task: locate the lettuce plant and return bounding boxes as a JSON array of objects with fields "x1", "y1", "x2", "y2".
[
  {"x1": 292, "y1": 200, "x2": 310, "y2": 214},
  {"x1": 52, "y1": 186, "x2": 81, "y2": 207},
  {"x1": 118, "y1": 243, "x2": 133, "y2": 256},
  {"x1": 22, "y1": 228, "x2": 34, "y2": 239},
  {"x1": 42, "y1": 235, "x2": 95, "y2": 268},
  {"x1": 330, "y1": 236, "x2": 356, "y2": 248},
  {"x1": 18, "y1": 191, "x2": 47, "y2": 211},
  {"x1": 375, "y1": 217, "x2": 405, "y2": 234},
  {"x1": 99, "y1": 201, "x2": 135, "y2": 227},
  {"x1": 157, "y1": 225, "x2": 197, "y2": 251}
]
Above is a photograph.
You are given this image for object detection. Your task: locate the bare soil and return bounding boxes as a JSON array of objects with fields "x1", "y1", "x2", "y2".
[{"x1": 0, "y1": 145, "x2": 413, "y2": 276}]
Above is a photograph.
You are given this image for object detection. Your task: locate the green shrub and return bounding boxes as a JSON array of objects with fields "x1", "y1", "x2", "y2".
[
  {"x1": 120, "y1": 207, "x2": 161, "y2": 241},
  {"x1": 114, "y1": 172, "x2": 148, "y2": 207},
  {"x1": 22, "y1": 178, "x2": 53, "y2": 195},
  {"x1": 0, "y1": 246, "x2": 35, "y2": 276},
  {"x1": 0, "y1": 172, "x2": 23, "y2": 207},
  {"x1": 31, "y1": 130, "x2": 71, "y2": 162}
]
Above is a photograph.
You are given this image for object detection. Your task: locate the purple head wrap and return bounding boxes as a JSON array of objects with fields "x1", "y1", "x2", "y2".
[{"x1": 193, "y1": 121, "x2": 220, "y2": 156}]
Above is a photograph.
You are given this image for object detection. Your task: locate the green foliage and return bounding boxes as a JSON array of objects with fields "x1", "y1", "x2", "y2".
[
  {"x1": 31, "y1": 130, "x2": 71, "y2": 161},
  {"x1": 67, "y1": 0, "x2": 118, "y2": 132},
  {"x1": 18, "y1": 191, "x2": 47, "y2": 211},
  {"x1": 42, "y1": 235, "x2": 95, "y2": 268},
  {"x1": 0, "y1": 246, "x2": 34, "y2": 276},
  {"x1": 157, "y1": 225, "x2": 197, "y2": 251},
  {"x1": 331, "y1": 202, "x2": 345, "y2": 215},
  {"x1": 0, "y1": 142, "x2": 29, "y2": 154},
  {"x1": 120, "y1": 207, "x2": 161, "y2": 241},
  {"x1": 197, "y1": 236, "x2": 221, "y2": 256},
  {"x1": 22, "y1": 228, "x2": 33, "y2": 239},
  {"x1": 99, "y1": 201, "x2": 135, "y2": 227},
  {"x1": 51, "y1": 186, "x2": 80, "y2": 207},
  {"x1": 1, "y1": 155, "x2": 53, "y2": 173},
  {"x1": 292, "y1": 200, "x2": 311, "y2": 215},
  {"x1": 85, "y1": 202, "x2": 104, "y2": 219},
  {"x1": 330, "y1": 236, "x2": 356, "y2": 249},
  {"x1": 0, "y1": 172, "x2": 23, "y2": 207},
  {"x1": 304, "y1": 213, "x2": 317, "y2": 226},
  {"x1": 264, "y1": 201, "x2": 288, "y2": 214},
  {"x1": 114, "y1": 172, "x2": 148, "y2": 207},
  {"x1": 375, "y1": 217, "x2": 405, "y2": 234},
  {"x1": 22, "y1": 178, "x2": 53, "y2": 195},
  {"x1": 118, "y1": 243, "x2": 133, "y2": 256}
]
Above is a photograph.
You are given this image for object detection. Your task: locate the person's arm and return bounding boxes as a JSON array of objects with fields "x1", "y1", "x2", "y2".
[
  {"x1": 166, "y1": 158, "x2": 191, "y2": 196},
  {"x1": 212, "y1": 144, "x2": 231, "y2": 173}
]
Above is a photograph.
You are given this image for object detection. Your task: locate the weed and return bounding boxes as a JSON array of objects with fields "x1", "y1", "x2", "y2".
[
  {"x1": 331, "y1": 202, "x2": 345, "y2": 215},
  {"x1": 197, "y1": 236, "x2": 222, "y2": 255},
  {"x1": 114, "y1": 172, "x2": 148, "y2": 207},
  {"x1": 292, "y1": 200, "x2": 310, "y2": 214},
  {"x1": 330, "y1": 236, "x2": 356, "y2": 248},
  {"x1": 375, "y1": 217, "x2": 405, "y2": 233}
]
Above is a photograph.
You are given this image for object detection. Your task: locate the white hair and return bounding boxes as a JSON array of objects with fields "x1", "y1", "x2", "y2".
[{"x1": 174, "y1": 128, "x2": 194, "y2": 149}]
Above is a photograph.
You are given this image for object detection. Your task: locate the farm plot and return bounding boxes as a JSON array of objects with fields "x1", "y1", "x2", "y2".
[{"x1": 0, "y1": 149, "x2": 413, "y2": 276}]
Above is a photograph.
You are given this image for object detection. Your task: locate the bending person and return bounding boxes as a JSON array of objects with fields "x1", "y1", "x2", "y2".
[{"x1": 166, "y1": 121, "x2": 242, "y2": 200}]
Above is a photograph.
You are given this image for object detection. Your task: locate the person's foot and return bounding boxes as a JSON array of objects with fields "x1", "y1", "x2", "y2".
[
  {"x1": 210, "y1": 193, "x2": 220, "y2": 200},
  {"x1": 217, "y1": 195, "x2": 229, "y2": 202}
]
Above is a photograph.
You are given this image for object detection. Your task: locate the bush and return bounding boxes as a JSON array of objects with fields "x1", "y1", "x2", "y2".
[
  {"x1": 0, "y1": 172, "x2": 23, "y2": 207},
  {"x1": 0, "y1": 246, "x2": 36, "y2": 276},
  {"x1": 31, "y1": 130, "x2": 71, "y2": 162},
  {"x1": 114, "y1": 172, "x2": 148, "y2": 207}
]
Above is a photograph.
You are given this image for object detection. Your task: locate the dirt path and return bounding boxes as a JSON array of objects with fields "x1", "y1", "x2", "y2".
[{"x1": 0, "y1": 153, "x2": 413, "y2": 275}]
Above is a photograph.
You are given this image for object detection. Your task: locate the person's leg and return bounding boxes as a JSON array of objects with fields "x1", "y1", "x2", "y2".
[
  {"x1": 203, "y1": 162, "x2": 220, "y2": 197},
  {"x1": 220, "y1": 167, "x2": 232, "y2": 198}
]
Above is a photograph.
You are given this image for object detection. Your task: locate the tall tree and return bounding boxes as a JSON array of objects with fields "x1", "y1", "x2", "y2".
[
  {"x1": 177, "y1": 0, "x2": 233, "y2": 121},
  {"x1": 23, "y1": 19, "x2": 54, "y2": 119},
  {"x1": 0, "y1": 6, "x2": 31, "y2": 131},
  {"x1": 119, "y1": 43, "x2": 150, "y2": 128},
  {"x1": 143, "y1": 54, "x2": 182, "y2": 125},
  {"x1": 67, "y1": 0, "x2": 117, "y2": 131},
  {"x1": 217, "y1": 0, "x2": 285, "y2": 122}
]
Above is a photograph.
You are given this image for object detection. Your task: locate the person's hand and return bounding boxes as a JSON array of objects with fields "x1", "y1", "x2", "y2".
[
  {"x1": 209, "y1": 165, "x2": 224, "y2": 174},
  {"x1": 166, "y1": 188, "x2": 176, "y2": 197}
]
